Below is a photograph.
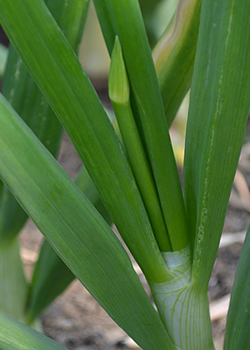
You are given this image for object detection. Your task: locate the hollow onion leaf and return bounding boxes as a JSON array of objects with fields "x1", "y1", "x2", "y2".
[
  {"x1": 94, "y1": 0, "x2": 188, "y2": 252},
  {"x1": 0, "y1": 94, "x2": 175, "y2": 350},
  {"x1": 0, "y1": 0, "x2": 90, "y2": 324},
  {"x1": 0, "y1": 47, "x2": 63, "y2": 241},
  {"x1": 26, "y1": 165, "x2": 112, "y2": 324},
  {"x1": 109, "y1": 36, "x2": 170, "y2": 251},
  {"x1": 184, "y1": 0, "x2": 250, "y2": 286},
  {"x1": 0, "y1": 0, "x2": 169, "y2": 283},
  {"x1": 0, "y1": 0, "x2": 89, "y2": 242}
]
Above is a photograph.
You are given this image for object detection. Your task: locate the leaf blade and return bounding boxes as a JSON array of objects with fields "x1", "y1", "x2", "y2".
[
  {"x1": 0, "y1": 94, "x2": 175, "y2": 350},
  {"x1": 27, "y1": 165, "x2": 112, "y2": 323},
  {"x1": 94, "y1": 0, "x2": 188, "y2": 251},
  {"x1": 184, "y1": 0, "x2": 250, "y2": 284},
  {"x1": 0, "y1": 0, "x2": 169, "y2": 283},
  {"x1": 0, "y1": 0, "x2": 89, "y2": 241},
  {"x1": 0, "y1": 312, "x2": 67, "y2": 350}
]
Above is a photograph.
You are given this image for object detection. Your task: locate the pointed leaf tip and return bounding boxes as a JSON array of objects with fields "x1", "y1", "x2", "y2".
[{"x1": 109, "y1": 36, "x2": 130, "y2": 105}]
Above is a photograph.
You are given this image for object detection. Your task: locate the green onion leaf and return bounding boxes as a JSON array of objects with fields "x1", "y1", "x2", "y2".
[
  {"x1": 184, "y1": 0, "x2": 250, "y2": 285},
  {"x1": 0, "y1": 94, "x2": 175, "y2": 349}
]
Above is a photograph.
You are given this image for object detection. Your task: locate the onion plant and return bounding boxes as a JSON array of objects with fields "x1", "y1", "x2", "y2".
[{"x1": 0, "y1": 0, "x2": 249, "y2": 349}]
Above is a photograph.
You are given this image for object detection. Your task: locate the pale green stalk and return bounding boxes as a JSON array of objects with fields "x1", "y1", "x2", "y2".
[
  {"x1": 109, "y1": 37, "x2": 171, "y2": 251},
  {"x1": 149, "y1": 246, "x2": 213, "y2": 350},
  {"x1": 94, "y1": 0, "x2": 189, "y2": 252}
]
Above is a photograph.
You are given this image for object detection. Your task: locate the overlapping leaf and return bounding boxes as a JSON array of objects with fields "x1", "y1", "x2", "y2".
[
  {"x1": 0, "y1": 0, "x2": 168, "y2": 283},
  {"x1": 94, "y1": 0, "x2": 188, "y2": 251},
  {"x1": 0, "y1": 94, "x2": 175, "y2": 350}
]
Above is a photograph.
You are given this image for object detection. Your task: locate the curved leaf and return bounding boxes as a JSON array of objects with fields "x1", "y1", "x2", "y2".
[
  {"x1": 0, "y1": 0, "x2": 89, "y2": 242},
  {"x1": 94, "y1": 0, "x2": 188, "y2": 252},
  {"x1": 0, "y1": 94, "x2": 175, "y2": 350},
  {"x1": 0, "y1": 312, "x2": 67, "y2": 350},
  {"x1": 0, "y1": 0, "x2": 169, "y2": 283},
  {"x1": 26, "y1": 165, "x2": 112, "y2": 324}
]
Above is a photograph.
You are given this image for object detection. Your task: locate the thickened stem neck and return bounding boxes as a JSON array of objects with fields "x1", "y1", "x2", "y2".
[{"x1": 149, "y1": 245, "x2": 214, "y2": 350}]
